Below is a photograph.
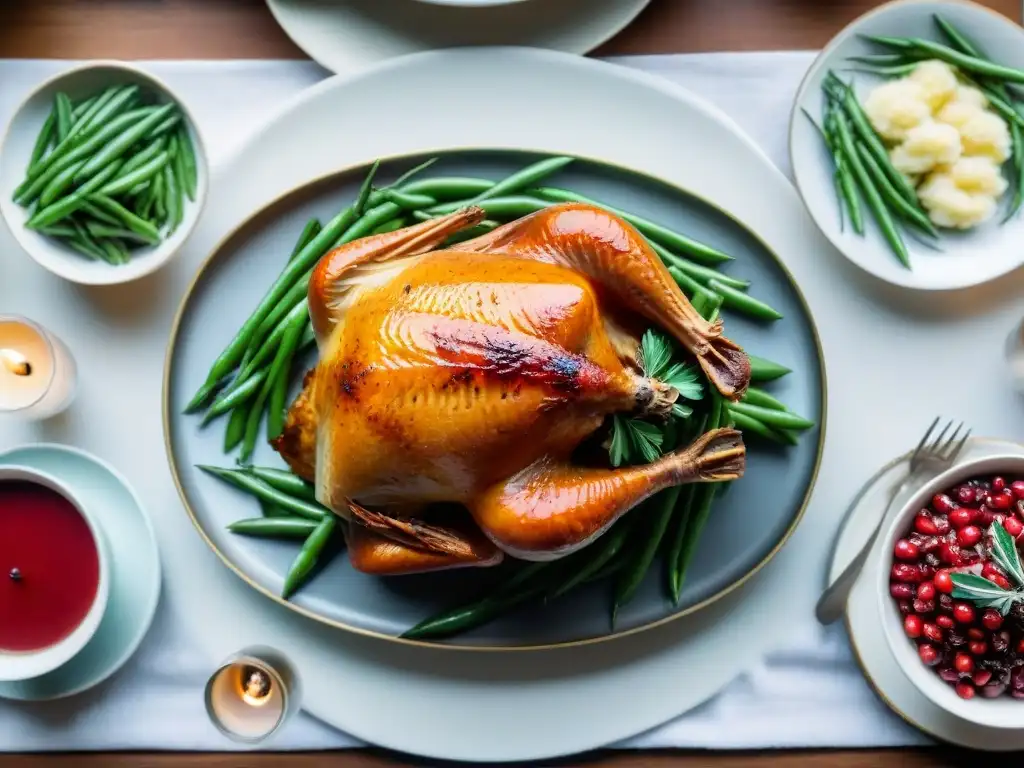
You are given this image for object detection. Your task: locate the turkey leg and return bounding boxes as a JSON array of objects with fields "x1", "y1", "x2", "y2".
[
  {"x1": 470, "y1": 427, "x2": 745, "y2": 560},
  {"x1": 451, "y1": 203, "x2": 750, "y2": 399},
  {"x1": 347, "y1": 521, "x2": 503, "y2": 576}
]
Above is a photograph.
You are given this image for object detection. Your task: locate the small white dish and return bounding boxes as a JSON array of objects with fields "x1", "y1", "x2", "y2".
[
  {"x1": 0, "y1": 465, "x2": 110, "y2": 682},
  {"x1": 790, "y1": 0, "x2": 1024, "y2": 291},
  {"x1": 0, "y1": 60, "x2": 208, "y2": 286},
  {"x1": 265, "y1": 0, "x2": 652, "y2": 76},
  {"x1": 0, "y1": 444, "x2": 160, "y2": 701},
  {"x1": 878, "y1": 453, "x2": 1024, "y2": 729},
  {"x1": 833, "y1": 437, "x2": 1024, "y2": 749}
]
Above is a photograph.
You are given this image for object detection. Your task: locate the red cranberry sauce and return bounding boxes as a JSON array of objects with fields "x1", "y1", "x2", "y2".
[{"x1": 889, "y1": 475, "x2": 1024, "y2": 701}]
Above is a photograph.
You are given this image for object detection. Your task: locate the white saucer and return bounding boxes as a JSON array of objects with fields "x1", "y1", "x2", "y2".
[
  {"x1": 265, "y1": 0, "x2": 651, "y2": 75},
  {"x1": 0, "y1": 444, "x2": 161, "y2": 701},
  {"x1": 832, "y1": 436, "x2": 1024, "y2": 750}
]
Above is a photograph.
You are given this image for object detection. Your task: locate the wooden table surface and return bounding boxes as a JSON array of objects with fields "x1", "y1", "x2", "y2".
[{"x1": 1, "y1": 0, "x2": 1021, "y2": 766}]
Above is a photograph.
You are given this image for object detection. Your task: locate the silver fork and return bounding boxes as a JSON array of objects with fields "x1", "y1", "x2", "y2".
[{"x1": 815, "y1": 417, "x2": 972, "y2": 626}]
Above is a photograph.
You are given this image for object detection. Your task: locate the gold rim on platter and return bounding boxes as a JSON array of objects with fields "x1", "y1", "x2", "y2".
[{"x1": 163, "y1": 147, "x2": 829, "y2": 651}]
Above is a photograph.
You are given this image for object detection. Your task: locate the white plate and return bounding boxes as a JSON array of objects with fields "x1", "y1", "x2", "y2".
[
  {"x1": 833, "y1": 436, "x2": 1024, "y2": 750},
  {"x1": 790, "y1": 0, "x2": 1024, "y2": 291},
  {"x1": 164, "y1": 48, "x2": 834, "y2": 761},
  {"x1": 265, "y1": 0, "x2": 651, "y2": 75}
]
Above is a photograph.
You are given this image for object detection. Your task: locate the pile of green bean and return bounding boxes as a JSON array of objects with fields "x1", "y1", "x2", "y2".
[
  {"x1": 810, "y1": 14, "x2": 1024, "y2": 269},
  {"x1": 14, "y1": 83, "x2": 198, "y2": 265},
  {"x1": 186, "y1": 153, "x2": 817, "y2": 638}
]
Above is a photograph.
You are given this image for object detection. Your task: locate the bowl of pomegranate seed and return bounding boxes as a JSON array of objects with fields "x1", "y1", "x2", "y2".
[{"x1": 879, "y1": 454, "x2": 1024, "y2": 727}]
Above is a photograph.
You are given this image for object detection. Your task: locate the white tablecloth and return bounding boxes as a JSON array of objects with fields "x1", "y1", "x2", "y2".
[{"x1": 0, "y1": 53, "x2": 932, "y2": 751}]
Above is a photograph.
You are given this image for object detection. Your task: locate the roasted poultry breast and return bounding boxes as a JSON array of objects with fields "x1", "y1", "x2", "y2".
[{"x1": 272, "y1": 202, "x2": 750, "y2": 575}]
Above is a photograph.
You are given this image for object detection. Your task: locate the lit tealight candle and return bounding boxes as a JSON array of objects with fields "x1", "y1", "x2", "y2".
[
  {"x1": 204, "y1": 646, "x2": 301, "y2": 744},
  {"x1": 0, "y1": 316, "x2": 77, "y2": 419}
]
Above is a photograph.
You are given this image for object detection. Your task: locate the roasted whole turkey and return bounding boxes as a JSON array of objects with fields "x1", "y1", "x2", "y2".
[{"x1": 273, "y1": 202, "x2": 750, "y2": 575}]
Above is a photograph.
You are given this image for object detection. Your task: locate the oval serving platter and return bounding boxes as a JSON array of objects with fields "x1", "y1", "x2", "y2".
[{"x1": 165, "y1": 149, "x2": 825, "y2": 649}]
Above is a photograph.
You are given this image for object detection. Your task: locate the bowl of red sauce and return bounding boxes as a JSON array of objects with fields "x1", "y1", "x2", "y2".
[
  {"x1": 880, "y1": 454, "x2": 1024, "y2": 728},
  {"x1": 0, "y1": 465, "x2": 109, "y2": 681}
]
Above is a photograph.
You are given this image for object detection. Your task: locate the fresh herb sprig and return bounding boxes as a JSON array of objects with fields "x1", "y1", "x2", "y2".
[{"x1": 951, "y1": 522, "x2": 1024, "y2": 615}]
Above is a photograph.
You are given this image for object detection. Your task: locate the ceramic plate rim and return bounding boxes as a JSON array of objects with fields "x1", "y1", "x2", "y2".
[
  {"x1": 0, "y1": 443, "x2": 162, "y2": 701},
  {"x1": 163, "y1": 146, "x2": 827, "y2": 652}
]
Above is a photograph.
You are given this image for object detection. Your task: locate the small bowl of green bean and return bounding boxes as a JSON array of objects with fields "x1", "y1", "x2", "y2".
[{"x1": 0, "y1": 61, "x2": 208, "y2": 285}]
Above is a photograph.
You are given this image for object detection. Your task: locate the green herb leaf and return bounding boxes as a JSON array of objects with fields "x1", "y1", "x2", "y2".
[
  {"x1": 608, "y1": 415, "x2": 632, "y2": 468},
  {"x1": 990, "y1": 521, "x2": 1024, "y2": 587},
  {"x1": 662, "y1": 362, "x2": 703, "y2": 401},
  {"x1": 640, "y1": 329, "x2": 673, "y2": 379},
  {"x1": 626, "y1": 419, "x2": 664, "y2": 464},
  {"x1": 951, "y1": 572, "x2": 1024, "y2": 615},
  {"x1": 671, "y1": 402, "x2": 693, "y2": 419}
]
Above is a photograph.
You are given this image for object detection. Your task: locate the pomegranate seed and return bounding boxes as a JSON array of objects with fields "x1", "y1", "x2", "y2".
[
  {"x1": 923, "y1": 623, "x2": 943, "y2": 643},
  {"x1": 977, "y1": 508, "x2": 996, "y2": 527},
  {"x1": 1017, "y1": 499, "x2": 1024, "y2": 517},
  {"x1": 939, "y1": 666, "x2": 960, "y2": 682},
  {"x1": 948, "y1": 508, "x2": 973, "y2": 529},
  {"x1": 898, "y1": 600, "x2": 913, "y2": 615},
  {"x1": 904, "y1": 614, "x2": 923, "y2": 638},
  {"x1": 969, "y1": 640, "x2": 988, "y2": 656},
  {"x1": 957, "y1": 485, "x2": 977, "y2": 504},
  {"x1": 915, "y1": 512, "x2": 939, "y2": 535},
  {"x1": 983, "y1": 562, "x2": 1006, "y2": 579},
  {"x1": 937, "y1": 615, "x2": 955, "y2": 629},
  {"x1": 973, "y1": 669, "x2": 994, "y2": 686},
  {"x1": 956, "y1": 682, "x2": 976, "y2": 700},
  {"x1": 934, "y1": 570, "x2": 954, "y2": 593},
  {"x1": 892, "y1": 563, "x2": 921, "y2": 582},
  {"x1": 918, "y1": 644, "x2": 940, "y2": 666},
  {"x1": 955, "y1": 653, "x2": 975, "y2": 674},
  {"x1": 890, "y1": 583, "x2": 914, "y2": 599},
  {"x1": 1017, "y1": 638, "x2": 1024, "y2": 654},
  {"x1": 982, "y1": 609, "x2": 1003, "y2": 630},
  {"x1": 894, "y1": 539, "x2": 920, "y2": 561},
  {"x1": 993, "y1": 574, "x2": 1012, "y2": 590},
  {"x1": 991, "y1": 492, "x2": 1013, "y2": 510},
  {"x1": 913, "y1": 598, "x2": 935, "y2": 614},
  {"x1": 968, "y1": 628, "x2": 986, "y2": 640},
  {"x1": 917, "y1": 582, "x2": 936, "y2": 600},
  {"x1": 1011, "y1": 480, "x2": 1024, "y2": 499},
  {"x1": 933, "y1": 494, "x2": 956, "y2": 514},
  {"x1": 957, "y1": 525, "x2": 982, "y2": 547},
  {"x1": 993, "y1": 631, "x2": 1011, "y2": 654},
  {"x1": 1005, "y1": 517, "x2": 1024, "y2": 538},
  {"x1": 1012, "y1": 667, "x2": 1024, "y2": 690},
  {"x1": 953, "y1": 602, "x2": 976, "y2": 624},
  {"x1": 939, "y1": 542, "x2": 964, "y2": 566},
  {"x1": 982, "y1": 683, "x2": 1008, "y2": 698},
  {"x1": 994, "y1": 477, "x2": 1007, "y2": 492},
  {"x1": 933, "y1": 516, "x2": 951, "y2": 535}
]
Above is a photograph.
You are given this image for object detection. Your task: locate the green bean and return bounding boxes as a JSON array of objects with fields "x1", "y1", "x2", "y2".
[
  {"x1": 464, "y1": 156, "x2": 573, "y2": 205},
  {"x1": 26, "y1": 162, "x2": 122, "y2": 229},
  {"x1": 846, "y1": 53, "x2": 915, "y2": 67},
  {"x1": 934, "y1": 14, "x2": 982, "y2": 58},
  {"x1": 152, "y1": 171, "x2": 166, "y2": 221},
  {"x1": 1003, "y1": 121, "x2": 1024, "y2": 224},
  {"x1": 232, "y1": 301, "x2": 309, "y2": 390},
  {"x1": 54, "y1": 93, "x2": 73, "y2": 142},
  {"x1": 38, "y1": 224, "x2": 76, "y2": 238},
  {"x1": 809, "y1": 108, "x2": 864, "y2": 235},
  {"x1": 742, "y1": 386, "x2": 787, "y2": 411},
  {"x1": 84, "y1": 222, "x2": 157, "y2": 245},
  {"x1": 79, "y1": 200, "x2": 121, "y2": 226},
  {"x1": 832, "y1": 109, "x2": 910, "y2": 268},
  {"x1": 64, "y1": 87, "x2": 117, "y2": 142},
  {"x1": 38, "y1": 158, "x2": 88, "y2": 206},
  {"x1": 613, "y1": 485, "x2": 680, "y2": 620},
  {"x1": 667, "y1": 266, "x2": 719, "y2": 305},
  {"x1": 402, "y1": 579, "x2": 548, "y2": 640},
  {"x1": 240, "y1": 310, "x2": 306, "y2": 462},
  {"x1": 530, "y1": 186, "x2": 734, "y2": 265},
  {"x1": 728, "y1": 400, "x2": 814, "y2": 430},
  {"x1": 164, "y1": 163, "x2": 183, "y2": 233},
  {"x1": 185, "y1": 162, "x2": 381, "y2": 411},
  {"x1": 202, "y1": 369, "x2": 266, "y2": 423},
  {"x1": 87, "y1": 195, "x2": 161, "y2": 242},
  {"x1": 101, "y1": 238, "x2": 130, "y2": 265},
  {"x1": 401, "y1": 177, "x2": 491, "y2": 200},
  {"x1": 28, "y1": 110, "x2": 56, "y2": 170},
  {"x1": 727, "y1": 408, "x2": 795, "y2": 446},
  {"x1": 267, "y1": 331, "x2": 299, "y2": 441},
  {"x1": 71, "y1": 94, "x2": 98, "y2": 119},
  {"x1": 586, "y1": 555, "x2": 627, "y2": 584},
  {"x1": 246, "y1": 467, "x2": 317, "y2": 503},
  {"x1": 444, "y1": 219, "x2": 498, "y2": 245},
  {"x1": 247, "y1": 271, "x2": 310, "y2": 356},
  {"x1": 224, "y1": 405, "x2": 249, "y2": 453},
  {"x1": 60, "y1": 235, "x2": 103, "y2": 261},
  {"x1": 259, "y1": 499, "x2": 289, "y2": 518},
  {"x1": 15, "y1": 108, "x2": 154, "y2": 203},
  {"x1": 827, "y1": 74, "x2": 921, "y2": 211},
  {"x1": 383, "y1": 189, "x2": 436, "y2": 210},
  {"x1": 228, "y1": 517, "x2": 318, "y2": 539},
  {"x1": 98, "y1": 151, "x2": 169, "y2": 198},
  {"x1": 176, "y1": 125, "x2": 198, "y2": 201},
  {"x1": 282, "y1": 516, "x2": 338, "y2": 599},
  {"x1": 419, "y1": 195, "x2": 545, "y2": 222},
  {"x1": 147, "y1": 113, "x2": 182, "y2": 140},
  {"x1": 198, "y1": 465, "x2": 327, "y2": 520},
  {"x1": 654, "y1": 243, "x2": 749, "y2": 290},
  {"x1": 547, "y1": 516, "x2": 638, "y2": 599},
  {"x1": 748, "y1": 354, "x2": 790, "y2": 382},
  {"x1": 854, "y1": 144, "x2": 937, "y2": 237},
  {"x1": 370, "y1": 217, "x2": 408, "y2": 236},
  {"x1": 706, "y1": 279, "x2": 782, "y2": 321},
  {"x1": 291, "y1": 219, "x2": 322, "y2": 261},
  {"x1": 869, "y1": 35, "x2": 1024, "y2": 84},
  {"x1": 71, "y1": 219, "x2": 115, "y2": 264},
  {"x1": 665, "y1": 484, "x2": 698, "y2": 603},
  {"x1": 842, "y1": 63, "x2": 920, "y2": 78},
  {"x1": 73, "y1": 103, "x2": 176, "y2": 182},
  {"x1": 69, "y1": 85, "x2": 138, "y2": 141},
  {"x1": 110, "y1": 138, "x2": 165, "y2": 180}
]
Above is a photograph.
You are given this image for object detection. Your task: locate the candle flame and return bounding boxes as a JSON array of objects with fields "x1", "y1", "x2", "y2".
[
  {"x1": 0, "y1": 348, "x2": 31, "y2": 377},
  {"x1": 238, "y1": 666, "x2": 273, "y2": 707}
]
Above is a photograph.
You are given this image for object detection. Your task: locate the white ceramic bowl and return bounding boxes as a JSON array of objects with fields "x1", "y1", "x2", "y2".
[
  {"x1": 790, "y1": 0, "x2": 1024, "y2": 291},
  {"x1": 0, "y1": 465, "x2": 110, "y2": 682},
  {"x1": 0, "y1": 61, "x2": 208, "y2": 285},
  {"x1": 878, "y1": 453, "x2": 1024, "y2": 728}
]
